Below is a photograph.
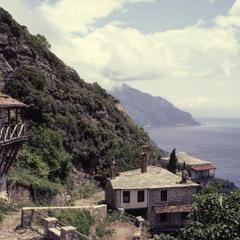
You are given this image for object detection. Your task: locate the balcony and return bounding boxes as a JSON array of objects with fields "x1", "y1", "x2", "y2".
[{"x1": 0, "y1": 123, "x2": 28, "y2": 146}]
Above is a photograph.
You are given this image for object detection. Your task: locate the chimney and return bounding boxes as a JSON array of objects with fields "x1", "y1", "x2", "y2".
[{"x1": 141, "y1": 152, "x2": 148, "y2": 173}]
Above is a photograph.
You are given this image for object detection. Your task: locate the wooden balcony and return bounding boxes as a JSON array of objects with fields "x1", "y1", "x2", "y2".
[{"x1": 0, "y1": 123, "x2": 28, "y2": 146}]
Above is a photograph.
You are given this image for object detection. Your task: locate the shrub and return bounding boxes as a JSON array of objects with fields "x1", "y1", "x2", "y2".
[{"x1": 57, "y1": 210, "x2": 94, "y2": 236}]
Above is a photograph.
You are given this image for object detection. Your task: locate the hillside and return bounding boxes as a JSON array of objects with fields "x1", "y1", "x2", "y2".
[
  {"x1": 0, "y1": 7, "x2": 157, "y2": 193},
  {"x1": 110, "y1": 84, "x2": 199, "y2": 128}
]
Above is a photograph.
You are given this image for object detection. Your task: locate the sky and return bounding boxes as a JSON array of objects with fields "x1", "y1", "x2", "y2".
[{"x1": 0, "y1": 0, "x2": 240, "y2": 118}]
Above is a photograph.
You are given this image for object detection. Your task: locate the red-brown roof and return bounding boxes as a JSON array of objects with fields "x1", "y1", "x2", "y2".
[
  {"x1": 191, "y1": 164, "x2": 216, "y2": 171},
  {"x1": 0, "y1": 93, "x2": 27, "y2": 108}
]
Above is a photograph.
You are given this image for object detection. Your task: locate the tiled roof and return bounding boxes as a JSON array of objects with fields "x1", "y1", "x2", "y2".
[
  {"x1": 109, "y1": 166, "x2": 199, "y2": 190},
  {"x1": 191, "y1": 164, "x2": 216, "y2": 171},
  {"x1": 161, "y1": 152, "x2": 211, "y2": 166},
  {"x1": 0, "y1": 93, "x2": 27, "y2": 108}
]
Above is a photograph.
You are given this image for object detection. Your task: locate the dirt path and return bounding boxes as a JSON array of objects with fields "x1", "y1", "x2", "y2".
[
  {"x1": 106, "y1": 221, "x2": 139, "y2": 240},
  {"x1": 0, "y1": 211, "x2": 42, "y2": 240}
]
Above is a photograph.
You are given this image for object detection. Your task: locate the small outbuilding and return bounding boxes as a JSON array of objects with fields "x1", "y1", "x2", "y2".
[{"x1": 160, "y1": 152, "x2": 216, "y2": 185}]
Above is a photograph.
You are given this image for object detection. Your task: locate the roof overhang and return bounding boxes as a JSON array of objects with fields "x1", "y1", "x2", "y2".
[
  {"x1": 0, "y1": 94, "x2": 28, "y2": 108},
  {"x1": 154, "y1": 204, "x2": 192, "y2": 214}
]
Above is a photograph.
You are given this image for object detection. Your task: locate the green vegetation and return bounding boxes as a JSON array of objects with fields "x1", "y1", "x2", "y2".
[
  {"x1": 180, "y1": 191, "x2": 240, "y2": 240},
  {"x1": 202, "y1": 178, "x2": 239, "y2": 195},
  {"x1": 70, "y1": 179, "x2": 99, "y2": 200},
  {"x1": 57, "y1": 210, "x2": 94, "y2": 236},
  {"x1": 7, "y1": 167, "x2": 64, "y2": 204},
  {"x1": 0, "y1": 200, "x2": 17, "y2": 223},
  {"x1": 167, "y1": 149, "x2": 177, "y2": 174},
  {"x1": 0, "y1": 7, "x2": 153, "y2": 202}
]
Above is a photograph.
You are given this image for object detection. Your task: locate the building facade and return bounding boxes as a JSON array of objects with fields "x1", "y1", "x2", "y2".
[
  {"x1": 160, "y1": 152, "x2": 216, "y2": 185},
  {"x1": 105, "y1": 163, "x2": 199, "y2": 231}
]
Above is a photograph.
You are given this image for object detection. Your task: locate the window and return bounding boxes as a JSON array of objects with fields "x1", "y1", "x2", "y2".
[
  {"x1": 160, "y1": 190, "x2": 168, "y2": 201},
  {"x1": 137, "y1": 190, "x2": 145, "y2": 202},
  {"x1": 159, "y1": 213, "x2": 168, "y2": 222},
  {"x1": 123, "y1": 191, "x2": 130, "y2": 203}
]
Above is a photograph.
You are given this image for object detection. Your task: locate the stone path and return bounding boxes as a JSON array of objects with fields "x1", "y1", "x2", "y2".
[{"x1": 0, "y1": 210, "x2": 43, "y2": 240}]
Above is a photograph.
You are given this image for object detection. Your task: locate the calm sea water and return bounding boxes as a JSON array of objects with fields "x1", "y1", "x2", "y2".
[{"x1": 147, "y1": 118, "x2": 240, "y2": 187}]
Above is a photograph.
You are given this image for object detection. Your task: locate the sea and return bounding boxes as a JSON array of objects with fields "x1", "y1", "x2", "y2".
[{"x1": 147, "y1": 118, "x2": 240, "y2": 187}]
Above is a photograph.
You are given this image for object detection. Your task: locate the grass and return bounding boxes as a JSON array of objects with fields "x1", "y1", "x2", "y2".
[
  {"x1": 7, "y1": 167, "x2": 64, "y2": 205},
  {"x1": 0, "y1": 200, "x2": 18, "y2": 223},
  {"x1": 57, "y1": 210, "x2": 94, "y2": 236}
]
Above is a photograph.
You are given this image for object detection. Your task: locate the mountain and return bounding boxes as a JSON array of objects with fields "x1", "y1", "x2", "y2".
[
  {"x1": 0, "y1": 7, "x2": 158, "y2": 188},
  {"x1": 110, "y1": 84, "x2": 199, "y2": 128}
]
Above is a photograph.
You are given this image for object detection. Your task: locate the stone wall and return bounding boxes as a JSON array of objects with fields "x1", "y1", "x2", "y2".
[
  {"x1": 147, "y1": 186, "x2": 197, "y2": 230},
  {"x1": 21, "y1": 205, "x2": 107, "y2": 228},
  {"x1": 148, "y1": 186, "x2": 197, "y2": 206},
  {"x1": 8, "y1": 184, "x2": 70, "y2": 206}
]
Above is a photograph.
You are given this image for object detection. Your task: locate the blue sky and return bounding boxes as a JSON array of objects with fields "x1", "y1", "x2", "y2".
[{"x1": 0, "y1": 0, "x2": 239, "y2": 118}]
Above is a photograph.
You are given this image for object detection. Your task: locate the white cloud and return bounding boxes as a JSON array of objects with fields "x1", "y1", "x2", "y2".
[
  {"x1": 1, "y1": 0, "x2": 240, "y2": 117},
  {"x1": 40, "y1": 0, "x2": 156, "y2": 34}
]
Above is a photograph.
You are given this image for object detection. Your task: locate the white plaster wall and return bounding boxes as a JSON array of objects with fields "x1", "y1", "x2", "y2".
[{"x1": 120, "y1": 189, "x2": 148, "y2": 209}]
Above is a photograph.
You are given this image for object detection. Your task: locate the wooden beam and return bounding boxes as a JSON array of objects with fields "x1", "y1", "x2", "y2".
[{"x1": 2, "y1": 143, "x2": 22, "y2": 176}]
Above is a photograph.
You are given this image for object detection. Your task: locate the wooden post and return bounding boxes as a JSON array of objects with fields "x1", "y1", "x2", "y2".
[
  {"x1": 15, "y1": 109, "x2": 18, "y2": 124},
  {"x1": 7, "y1": 109, "x2": 10, "y2": 125}
]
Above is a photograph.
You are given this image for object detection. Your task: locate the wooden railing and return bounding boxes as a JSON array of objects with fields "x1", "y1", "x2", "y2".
[{"x1": 0, "y1": 123, "x2": 27, "y2": 144}]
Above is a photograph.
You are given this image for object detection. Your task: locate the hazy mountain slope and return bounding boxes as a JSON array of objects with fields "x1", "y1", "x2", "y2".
[
  {"x1": 110, "y1": 84, "x2": 199, "y2": 128},
  {"x1": 0, "y1": 7, "x2": 155, "y2": 181}
]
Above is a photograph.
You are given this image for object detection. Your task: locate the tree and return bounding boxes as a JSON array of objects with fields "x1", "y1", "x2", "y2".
[
  {"x1": 181, "y1": 191, "x2": 240, "y2": 240},
  {"x1": 167, "y1": 148, "x2": 177, "y2": 174}
]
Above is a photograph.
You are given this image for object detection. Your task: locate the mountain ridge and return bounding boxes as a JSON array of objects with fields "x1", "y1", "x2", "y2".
[{"x1": 110, "y1": 84, "x2": 199, "y2": 128}]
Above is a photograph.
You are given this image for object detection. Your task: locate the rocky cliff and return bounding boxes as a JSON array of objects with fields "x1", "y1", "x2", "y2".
[{"x1": 110, "y1": 84, "x2": 199, "y2": 128}]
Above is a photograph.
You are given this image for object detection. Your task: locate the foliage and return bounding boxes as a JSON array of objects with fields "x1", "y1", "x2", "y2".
[
  {"x1": 12, "y1": 126, "x2": 72, "y2": 185},
  {"x1": 201, "y1": 178, "x2": 239, "y2": 195},
  {"x1": 57, "y1": 210, "x2": 94, "y2": 236},
  {"x1": 167, "y1": 148, "x2": 177, "y2": 174},
  {"x1": 1, "y1": 6, "x2": 155, "y2": 202},
  {"x1": 95, "y1": 220, "x2": 114, "y2": 238},
  {"x1": 7, "y1": 167, "x2": 64, "y2": 204},
  {"x1": 0, "y1": 200, "x2": 17, "y2": 223},
  {"x1": 70, "y1": 179, "x2": 99, "y2": 200},
  {"x1": 5, "y1": 63, "x2": 150, "y2": 176},
  {"x1": 180, "y1": 191, "x2": 240, "y2": 240},
  {"x1": 150, "y1": 234, "x2": 177, "y2": 240}
]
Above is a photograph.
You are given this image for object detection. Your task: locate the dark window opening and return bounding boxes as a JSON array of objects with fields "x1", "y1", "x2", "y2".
[
  {"x1": 123, "y1": 191, "x2": 130, "y2": 203},
  {"x1": 160, "y1": 190, "x2": 168, "y2": 201},
  {"x1": 137, "y1": 190, "x2": 145, "y2": 202},
  {"x1": 159, "y1": 213, "x2": 168, "y2": 222}
]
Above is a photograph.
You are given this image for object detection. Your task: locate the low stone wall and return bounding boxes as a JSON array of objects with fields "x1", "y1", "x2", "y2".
[{"x1": 21, "y1": 205, "x2": 107, "y2": 228}]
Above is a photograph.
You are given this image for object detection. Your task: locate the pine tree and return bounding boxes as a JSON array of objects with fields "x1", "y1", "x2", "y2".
[{"x1": 167, "y1": 148, "x2": 177, "y2": 174}]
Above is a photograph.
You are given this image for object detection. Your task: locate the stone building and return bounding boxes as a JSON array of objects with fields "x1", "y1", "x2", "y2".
[
  {"x1": 160, "y1": 152, "x2": 216, "y2": 185},
  {"x1": 105, "y1": 153, "x2": 200, "y2": 231},
  {"x1": 0, "y1": 93, "x2": 27, "y2": 199}
]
